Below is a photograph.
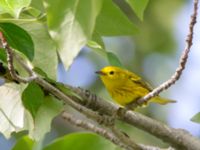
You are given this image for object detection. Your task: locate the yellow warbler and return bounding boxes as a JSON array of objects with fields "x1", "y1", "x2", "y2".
[{"x1": 96, "y1": 66, "x2": 176, "y2": 107}]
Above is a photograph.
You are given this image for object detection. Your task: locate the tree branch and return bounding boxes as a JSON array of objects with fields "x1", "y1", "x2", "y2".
[
  {"x1": 127, "y1": 0, "x2": 198, "y2": 108},
  {"x1": 1, "y1": 37, "x2": 199, "y2": 149},
  {"x1": 62, "y1": 112, "x2": 138, "y2": 150},
  {"x1": 62, "y1": 112, "x2": 171, "y2": 150},
  {"x1": 73, "y1": 88, "x2": 200, "y2": 150}
]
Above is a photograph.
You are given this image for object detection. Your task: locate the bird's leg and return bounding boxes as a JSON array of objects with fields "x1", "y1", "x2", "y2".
[
  {"x1": 125, "y1": 96, "x2": 147, "y2": 110},
  {"x1": 96, "y1": 107, "x2": 123, "y2": 126},
  {"x1": 96, "y1": 113, "x2": 116, "y2": 126}
]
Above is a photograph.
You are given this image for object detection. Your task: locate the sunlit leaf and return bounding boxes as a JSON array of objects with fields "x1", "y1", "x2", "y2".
[
  {"x1": 44, "y1": 0, "x2": 103, "y2": 69},
  {"x1": 125, "y1": 0, "x2": 149, "y2": 20},
  {"x1": 191, "y1": 112, "x2": 200, "y2": 124},
  {"x1": 0, "y1": 83, "x2": 27, "y2": 138},
  {"x1": 87, "y1": 40, "x2": 106, "y2": 57},
  {"x1": 0, "y1": 0, "x2": 31, "y2": 18},
  {"x1": 17, "y1": 21, "x2": 57, "y2": 79},
  {"x1": 29, "y1": 96, "x2": 63, "y2": 140},
  {"x1": 44, "y1": 133, "x2": 116, "y2": 150},
  {"x1": 0, "y1": 23, "x2": 34, "y2": 61}
]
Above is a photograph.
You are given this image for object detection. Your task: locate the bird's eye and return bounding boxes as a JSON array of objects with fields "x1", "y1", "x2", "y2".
[{"x1": 109, "y1": 71, "x2": 114, "y2": 75}]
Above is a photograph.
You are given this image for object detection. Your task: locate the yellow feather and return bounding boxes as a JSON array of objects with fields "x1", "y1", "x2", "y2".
[{"x1": 96, "y1": 66, "x2": 176, "y2": 107}]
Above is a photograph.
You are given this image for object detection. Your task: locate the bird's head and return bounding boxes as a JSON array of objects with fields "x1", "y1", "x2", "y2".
[{"x1": 96, "y1": 66, "x2": 127, "y2": 88}]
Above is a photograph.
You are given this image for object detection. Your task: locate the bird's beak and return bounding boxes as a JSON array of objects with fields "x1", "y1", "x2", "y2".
[{"x1": 95, "y1": 71, "x2": 106, "y2": 76}]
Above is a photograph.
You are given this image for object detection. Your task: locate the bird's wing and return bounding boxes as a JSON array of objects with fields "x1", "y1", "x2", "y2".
[{"x1": 127, "y1": 71, "x2": 153, "y2": 91}]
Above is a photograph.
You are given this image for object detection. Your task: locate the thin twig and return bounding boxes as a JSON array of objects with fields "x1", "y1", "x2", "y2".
[
  {"x1": 0, "y1": 32, "x2": 37, "y2": 83},
  {"x1": 14, "y1": 53, "x2": 34, "y2": 76},
  {"x1": 34, "y1": 78, "x2": 106, "y2": 122},
  {"x1": 62, "y1": 112, "x2": 132, "y2": 150},
  {"x1": 139, "y1": 145, "x2": 174, "y2": 150},
  {"x1": 128, "y1": 0, "x2": 198, "y2": 108},
  {"x1": 110, "y1": 126, "x2": 142, "y2": 150},
  {"x1": 62, "y1": 112, "x2": 173, "y2": 150}
]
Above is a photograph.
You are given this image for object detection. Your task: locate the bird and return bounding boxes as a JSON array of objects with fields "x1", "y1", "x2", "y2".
[{"x1": 96, "y1": 66, "x2": 176, "y2": 107}]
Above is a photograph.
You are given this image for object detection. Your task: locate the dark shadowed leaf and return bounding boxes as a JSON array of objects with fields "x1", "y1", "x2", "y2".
[
  {"x1": 0, "y1": 23, "x2": 34, "y2": 61},
  {"x1": 95, "y1": 0, "x2": 138, "y2": 36},
  {"x1": 0, "y1": 48, "x2": 7, "y2": 63},
  {"x1": 22, "y1": 82, "x2": 44, "y2": 118}
]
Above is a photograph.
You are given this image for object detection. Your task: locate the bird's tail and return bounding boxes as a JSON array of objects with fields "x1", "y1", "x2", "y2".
[{"x1": 150, "y1": 96, "x2": 176, "y2": 105}]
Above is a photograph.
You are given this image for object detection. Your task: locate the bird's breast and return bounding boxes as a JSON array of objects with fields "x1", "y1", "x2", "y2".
[{"x1": 108, "y1": 86, "x2": 140, "y2": 106}]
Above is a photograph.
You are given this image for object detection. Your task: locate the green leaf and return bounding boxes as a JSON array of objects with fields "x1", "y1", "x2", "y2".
[
  {"x1": 107, "y1": 52, "x2": 123, "y2": 67},
  {"x1": 87, "y1": 40, "x2": 106, "y2": 57},
  {"x1": 0, "y1": 83, "x2": 27, "y2": 138},
  {"x1": 44, "y1": 0, "x2": 103, "y2": 69},
  {"x1": 125, "y1": 0, "x2": 149, "y2": 20},
  {"x1": 33, "y1": 67, "x2": 48, "y2": 78},
  {"x1": 12, "y1": 136, "x2": 34, "y2": 150},
  {"x1": 191, "y1": 112, "x2": 200, "y2": 124},
  {"x1": 34, "y1": 66, "x2": 81, "y2": 100},
  {"x1": 95, "y1": 0, "x2": 138, "y2": 36},
  {"x1": 44, "y1": 132, "x2": 116, "y2": 150},
  {"x1": 22, "y1": 7, "x2": 42, "y2": 18},
  {"x1": 0, "y1": 48, "x2": 7, "y2": 63},
  {"x1": 0, "y1": 0, "x2": 31, "y2": 18},
  {"x1": 17, "y1": 21, "x2": 57, "y2": 79},
  {"x1": 91, "y1": 31, "x2": 105, "y2": 49},
  {"x1": 29, "y1": 96, "x2": 63, "y2": 140},
  {"x1": 22, "y1": 82, "x2": 44, "y2": 118},
  {"x1": 87, "y1": 41, "x2": 123, "y2": 67},
  {"x1": 0, "y1": 22, "x2": 34, "y2": 61},
  {"x1": 54, "y1": 82, "x2": 82, "y2": 100},
  {"x1": 30, "y1": 0, "x2": 45, "y2": 13}
]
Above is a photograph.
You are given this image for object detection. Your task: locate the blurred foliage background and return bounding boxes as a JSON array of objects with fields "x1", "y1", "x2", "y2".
[{"x1": 1, "y1": 0, "x2": 200, "y2": 149}]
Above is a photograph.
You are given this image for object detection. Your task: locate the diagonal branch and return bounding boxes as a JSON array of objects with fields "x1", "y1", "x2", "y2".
[
  {"x1": 62, "y1": 112, "x2": 137, "y2": 150},
  {"x1": 127, "y1": 0, "x2": 198, "y2": 108},
  {"x1": 62, "y1": 112, "x2": 172, "y2": 150},
  {"x1": 74, "y1": 88, "x2": 200, "y2": 150}
]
